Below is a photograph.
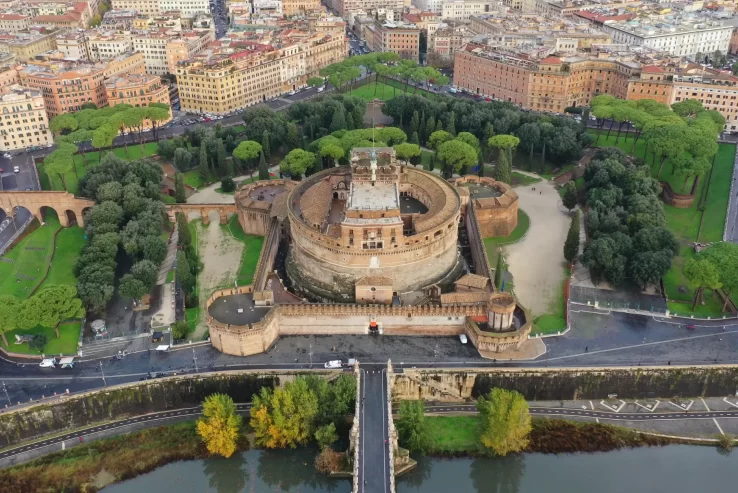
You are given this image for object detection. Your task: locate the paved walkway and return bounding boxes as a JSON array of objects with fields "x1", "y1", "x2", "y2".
[
  {"x1": 725, "y1": 143, "x2": 738, "y2": 242},
  {"x1": 358, "y1": 368, "x2": 392, "y2": 493}
]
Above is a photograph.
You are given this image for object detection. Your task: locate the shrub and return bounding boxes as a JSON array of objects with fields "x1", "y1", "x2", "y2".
[{"x1": 29, "y1": 334, "x2": 48, "y2": 353}]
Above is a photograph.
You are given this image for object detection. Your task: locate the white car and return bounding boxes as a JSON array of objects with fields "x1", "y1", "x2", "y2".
[
  {"x1": 288, "y1": 90, "x2": 296, "y2": 96},
  {"x1": 317, "y1": 86, "x2": 325, "y2": 92},
  {"x1": 324, "y1": 360, "x2": 342, "y2": 369},
  {"x1": 13, "y1": 166, "x2": 19, "y2": 173},
  {"x1": 39, "y1": 358, "x2": 56, "y2": 368},
  {"x1": 2, "y1": 153, "x2": 10, "y2": 158}
]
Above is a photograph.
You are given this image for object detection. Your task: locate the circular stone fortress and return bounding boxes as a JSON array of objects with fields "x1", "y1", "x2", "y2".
[
  {"x1": 198, "y1": 146, "x2": 535, "y2": 359},
  {"x1": 286, "y1": 147, "x2": 462, "y2": 302}
]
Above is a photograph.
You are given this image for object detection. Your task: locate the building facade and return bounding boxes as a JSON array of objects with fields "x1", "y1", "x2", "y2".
[
  {"x1": 0, "y1": 85, "x2": 52, "y2": 151},
  {"x1": 281, "y1": 0, "x2": 321, "y2": 16},
  {"x1": 365, "y1": 21, "x2": 420, "y2": 61},
  {"x1": 105, "y1": 72, "x2": 172, "y2": 127},
  {"x1": 0, "y1": 30, "x2": 58, "y2": 62},
  {"x1": 440, "y1": 0, "x2": 497, "y2": 21},
  {"x1": 0, "y1": 14, "x2": 30, "y2": 31}
]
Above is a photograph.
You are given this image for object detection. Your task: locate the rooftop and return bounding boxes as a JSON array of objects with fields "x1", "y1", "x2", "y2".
[{"x1": 347, "y1": 182, "x2": 399, "y2": 211}]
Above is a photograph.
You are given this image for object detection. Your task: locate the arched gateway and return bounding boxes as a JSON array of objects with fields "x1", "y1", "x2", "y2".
[{"x1": 0, "y1": 191, "x2": 94, "y2": 227}]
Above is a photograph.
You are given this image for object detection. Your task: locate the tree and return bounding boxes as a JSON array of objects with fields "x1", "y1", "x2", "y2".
[
  {"x1": 43, "y1": 150, "x2": 74, "y2": 190},
  {"x1": 262, "y1": 130, "x2": 271, "y2": 162},
  {"x1": 410, "y1": 131, "x2": 420, "y2": 146},
  {"x1": 250, "y1": 378, "x2": 319, "y2": 449},
  {"x1": 455, "y1": 132, "x2": 480, "y2": 156},
  {"x1": 174, "y1": 173, "x2": 186, "y2": 203},
  {"x1": 563, "y1": 211, "x2": 580, "y2": 264},
  {"x1": 320, "y1": 144, "x2": 344, "y2": 168},
  {"x1": 446, "y1": 111, "x2": 456, "y2": 136},
  {"x1": 315, "y1": 423, "x2": 339, "y2": 449},
  {"x1": 0, "y1": 295, "x2": 20, "y2": 346},
  {"x1": 684, "y1": 257, "x2": 722, "y2": 311},
  {"x1": 494, "y1": 249, "x2": 504, "y2": 290},
  {"x1": 118, "y1": 274, "x2": 148, "y2": 300},
  {"x1": 437, "y1": 140, "x2": 477, "y2": 177},
  {"x1": 131, "y1": 259, "x2": 158, "y2": 287},
  {"x1": 493, "y1": 147, "x2": 511, "y2": 184},
  {"x1": 24, "y1": 285, "x2": 84, "y2": 338},
  {"x1": 396, "y1": 400, "x2": 431, "y2": 454},
  {"x1": 393, "y1": 143, "x2": 421, "y2": 166},
  {"x1": 197, "y1": 393, "x2": 243, "y2": 458},
  {"x1": 330, "y1": 106, "x2": 347, "y2": 133},
  {"x1": 562, "y1": 181, "x2": 577, "y2": 211},
  {"x1": 307, "y1": 77, "x2": 324, "y2": 87},
  {"x1": 428, "y1": 130, "x2": 452, "y2": 150},
  {"x1": 280, "y1": 149, "x2": 315, "y2": 178},
  {"x1": 221, "y1": 176, "x2": 235, "y2": 193},
  {"x1": 411, "y1": 110, "x2": 420, "y2": 135},
  {"x1": 258, "y1": 150, "x2": 269, "y2": 180},
  {"x1": 476, "y1": 388, "x2": 531, "y2": 456},
  {"x1": 176, "y1": 212, "x2": 191, "y2": 248},
  {"x1": 699, "y1": 242, "x2": 738, "y2": 311},
  {"x1": 176, "y1": 251, "x2": 194, "y2": 294},
  {"x1": 145, "y1": 105, "x2": 171, "y2": 140},
  {"x1": 488, "y1": 134, "x2": 520, "y2": 163},
  {"x1": 90, "y1": 123, "x2": 114, "y2": 155},
  {"x1": 199, "y1": 144, "x2": 209, "y2": 178}
]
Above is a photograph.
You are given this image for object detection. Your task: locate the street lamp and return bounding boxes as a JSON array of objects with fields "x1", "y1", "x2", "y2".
[
  {"x1": 1, "y1": 381, "x2": 10, "y2": 406},
  {"x1": 193, "y1": 347, "x2": 198, "y2": 373}
]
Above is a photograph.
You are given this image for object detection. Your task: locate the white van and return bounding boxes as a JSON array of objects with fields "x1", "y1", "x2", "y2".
[
  {"x1": 39, "y1": 358, "x2": 56, "y2": 368},
  {"x1": 459, "y1": 334, "x2": 468, "y2": 344},
  {"x1": 58, "y1": 356, "x2": 75, "y2": 369},
  {"x1": 324, "y1": 360, "x2": 342, "y2": 369}
]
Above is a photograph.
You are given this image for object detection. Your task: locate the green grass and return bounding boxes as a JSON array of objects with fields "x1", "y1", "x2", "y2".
[
  {"x1": 182, "y1": 170, "x2": 209, "y2": 189},
  {"x1": 160, "y1": 193, "x2": 176, "y2": 204},
  {"x1": 419, "y1": 149, "x2": 434, "y2": 170},
  {"x1": 349, "y1": 80, "x2": 435, "y2": 102},
  {"x1": 224, "y1": 215, "x2": 264, "y2": 286},
  {"x1": 3, "y1": 321, "x2": 80, "y2": 355},
  {"x1": 231, "y1": 124, "x2": 246, "y2": 133},
  {"x1": 39, "y1": 225, "x2": 86, "y2": 290},
  {"x1": 38, "y1": 143, "x2": 158, "y2": 195},
  {"x1": 185, "y1": 306, "x2": 200, "y2": 333},
  {"x1": 426, "y1": 415, "x2": 481, "y2": 454},
  {"x1": 532, "y1": 268, "x2": 568, "y2": 336},
  {"x1": 0, "y1": 213, "x2": 60, "y2": 299},
  {"x1": 700, "y1": 143, "x2": 736, "y2": 242},
  {"x1": 166, "y1": 269, "x2": 174, "y2": 283},
  {"x1": 512, "y1": 172, "x2": 541, "y2": 187}
]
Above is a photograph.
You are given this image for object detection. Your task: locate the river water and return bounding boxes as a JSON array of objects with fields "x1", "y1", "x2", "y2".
[{"x1": 104, "y1": 446, "x2": 737, "y2": 493}]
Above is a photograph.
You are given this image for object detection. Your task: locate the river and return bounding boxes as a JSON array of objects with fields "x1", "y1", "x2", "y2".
[{"x1": 103, "y1": 446, "x2": 737, "y2": 493}]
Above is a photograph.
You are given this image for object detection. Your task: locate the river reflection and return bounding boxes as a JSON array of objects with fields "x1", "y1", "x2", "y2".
[{"x1": 104, "y1": 446, "x2": 738, "y2": 493}]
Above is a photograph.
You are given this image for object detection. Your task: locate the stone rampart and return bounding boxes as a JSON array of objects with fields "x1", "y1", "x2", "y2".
[
  {"x1": 661, "y1": 178, "x2": 698, "y2": 209},
  {"x1": 253, "y1": 218, "x2": 280, "y2": 291},
  {"x1": 390, "y1": 366, "x2": 738, "y2": 402},
  {"x1": 0, "y1": 191, "x2": 94, "y2": 227}
]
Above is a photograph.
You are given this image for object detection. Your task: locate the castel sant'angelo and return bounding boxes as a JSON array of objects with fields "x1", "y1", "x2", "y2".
[{"x1": 197, "y1": 146, "x2": 538, "y2": 359}]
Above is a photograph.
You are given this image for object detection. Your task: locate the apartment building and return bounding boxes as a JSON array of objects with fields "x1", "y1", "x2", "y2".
[
  {"x1": 133, "y1": 12, "x2": 183, "y2": 31},
  {"x1": 55, "y1": 30, "x2": 90, "y2": 60},
  {"x1": 175, "y1": 30, "x2": 346, "y2": 114},
  {"x1": 88, "y1": 31, "x2": 134, "y2": 61},
  {"x1": 433, "y1": 25, "x2": 475, "y2": 59},
  {"x1": 324, "y1": 0, "x2": 404, "y2": 19},
  {"x1": 132, "y1": 32, "x2": 170, "y2": 75},
  {"x1": 365, "y1": 21, "x2": 420, "y2": 61},
  {"x1": 599, "y1": 18, "x2": 733, "y2": 58},
  {"x1": 165, "y1": 30, "x2": 214, "y2": 74},
  {"x1": 670, "y1": 69, "x2": 738, "y2": 133},
  {"x1": 19, "y1": 51, "x2": 145, "y2": 117},
  {"x1": 101, "y1": 9, "x2": 139, "y2": 30},
  {"x1": 0, "y1": 85, "x2": 52, "y2": 151},
  {"x1": 502, "y1": 0, "x2": 521, "y2": 9},
  {"x1": 440, "y1": 0, "x2": 498, "y2": 21},
  {"x1": 0, "y1": 14, "x2": 30, "y2": 32},
  {"x1": 530, "y1": 0, "x2": 641, "y2": 17},
  {"x1": 468, "y1": 14, "x2": 611, "y2": 51},
  {"x1": 105, "y1": 72, "x2": 172, "y2": 127},
  {"x1": 111, "y1": 0, "x2": 159, "y2": 16},
  {"x1": 626, "y1": 65, "x2": 672, "y2": 105},
  {"x1": 282, "y1": 0, "x2": 321, "y2": 16},
  {"x1": 404, "y1": 12, "x2": 439, "y2": 46},
  {"x1": 0, "y1": 64, "x2": 19, "y2": 93},
  {"x1": 0, "y1": 30, "x2": 58, "y2": 62},
  {"x1": 157, "y1": 0, "x2": 209, "y2": 16}
]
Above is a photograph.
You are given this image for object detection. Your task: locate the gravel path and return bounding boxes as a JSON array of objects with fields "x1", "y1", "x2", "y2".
[{"x1": 504, "y1": 179, "x2": 570, "y2": 315}]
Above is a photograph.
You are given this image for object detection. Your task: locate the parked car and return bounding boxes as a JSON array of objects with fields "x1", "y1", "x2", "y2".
[
  {"x1": 58, "y1": 356, "x2": 75, "y2": 369},
  {"x1": 288, "y1": 90, "x2": 296, "y2": 96},
  {"x1": 317, "y1": 86, "x2": 325, "y2": 92},
  {"x1": 13, "y1": 166, "x2": 20, "y2": 173},
  {"x1": 3, "y1": 153, "x2": 12, "y2": 158},
  {"x1": 459, "y1": 334, "x2": 468, "y2": 344},
  {"x1": 324, "y1": 360, "x2": 342, "y2": 369},
  {"x1": 39, "y1": 358, "x2": 56, "y2": 368}
]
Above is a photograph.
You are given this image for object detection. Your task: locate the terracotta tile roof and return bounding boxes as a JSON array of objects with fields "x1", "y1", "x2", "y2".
[
  {"x1": 356, "y1": 275, "x2": 393, "y2": 286},
  {"x1": 0, "y1": 14, "x2": 28, "y2": 20},
  {"x1": 642, "y1": 65, "x2": 665, "y2": 73},
  {"x1": 440, "y1": 291, "x2": 489, "y2": 305},
  {"x1": 540, "y1": 56, "x2": 562, "y2": 65},
  {"x1": 455, "y1": 273, "x2": 490, "y2": 290},
  {"x1": 300, "y1": 177, "x2": 333, "y2": 227}
]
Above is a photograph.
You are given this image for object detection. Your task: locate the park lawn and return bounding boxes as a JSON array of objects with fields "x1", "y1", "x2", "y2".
[
  {"x1": 667, "y1": 295, "x2": 725, "y2": 319},
  {"x1": 160, "y1": 193, "x2": 176, "y2": 204},
  {"x1": 3, "y1": 321, "x2": 80, "y2": 355},
  {"x1": 0, "y1": 214, "x2": 60, "y2": 299},
  {"x1": 39, "y1": 143, "x2": 158, "y2": 194},
  {"x1": 663, "y1": 246, "x2": 726, "y2": 318},
  {"x1": 426, "y1": 416, "x2": 482, "y2": 454},
  {"x1": 349, "y1": 80, "x2": 433, "y2": 102},
  {"x1": 182, "y1": 169, "x2": 209, "y2": 189},
  {"x1": 166, "y1": 269, "x2": 174, "y2": 283},
  {"x1": 225, "y1": 215, "x2": 264, "y2": 286},
  {"x1": 231, "y1": 124, "x2": 246, "y2": 133},
  {"x1": 700, "y1": 143, "x2": 736, "y2": 242},
  {"x1": 419, "y1": 149, "x2": 434, "y2": 170},
  {"x1": 39, "y1": 225, "x2": 85, "y2": 290},
  {"x1": 512, "y1": 172, "x2": 541, "y2": 187}
]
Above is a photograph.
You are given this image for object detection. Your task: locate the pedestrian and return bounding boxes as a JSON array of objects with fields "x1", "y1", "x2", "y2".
[
  {"x1": 585, "y1": 346, "x2": 588, "y2": 353},
  {"x1": 79, "y1": 436, "x2": 83, "y2": 443}
]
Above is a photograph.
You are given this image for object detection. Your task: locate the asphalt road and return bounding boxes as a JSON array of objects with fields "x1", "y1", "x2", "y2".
[
  {"x1": 0, "y1": 403, "x2": 252, "y2": 460},
  {"x1": 425, "y1": 404, "x2": 738, "y2": 421},
  {"x1": 358, "y1": 368, "x2": 391, "y2": 493}
]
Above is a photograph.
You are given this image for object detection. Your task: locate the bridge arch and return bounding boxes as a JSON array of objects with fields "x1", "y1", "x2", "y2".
[{"x1": 0, "y1": 191, "x2": 94, "y2": 229}]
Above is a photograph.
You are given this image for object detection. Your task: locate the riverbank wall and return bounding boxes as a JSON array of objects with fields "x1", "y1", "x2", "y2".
[
  {"x1": 391, "y1": 366, "x2": 738, "y2": 402},
  {"x1": 0, "y1": 370, "x2": 336, "y2": 449}
]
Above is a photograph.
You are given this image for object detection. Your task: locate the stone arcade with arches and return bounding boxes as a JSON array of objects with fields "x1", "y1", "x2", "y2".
[{"x1": 0, "y1": 191, "x2": 94, "y2": 227}]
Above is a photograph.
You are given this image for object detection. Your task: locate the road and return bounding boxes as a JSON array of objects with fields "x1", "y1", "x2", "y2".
[
  {"x1": 358, "y1": 368, "x2": 391, "y2": 493},
  {"x1": 210, "y1": 0, "x2": 227, "y2": 39}
]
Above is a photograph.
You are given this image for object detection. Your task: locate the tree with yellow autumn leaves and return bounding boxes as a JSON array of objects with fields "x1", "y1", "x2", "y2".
[{"x1": 196, "y1": 393, "x2": 243, "y2": 458}]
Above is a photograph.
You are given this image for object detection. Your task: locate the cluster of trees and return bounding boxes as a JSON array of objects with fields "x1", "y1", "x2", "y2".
[
  {"x1": 308, "y1": 127, "x2": 408, "y2": 176},
  {"x1": 174, "y1": 211, "x2": 201, "y2": 318},
  {"x1": 0, "y1": 286, "x2": 84, "y2": 345},
  {"x1": 426, "y1": 129, "x2": 479, "y2": 178},
  {"x1": 564, "y1": 211, "x2": 581, "y2": 264},
  {"x1": 581, "y1": 148, "x2": 679, "y2": 288},
  {"x1": 395, "y1": 388, "x2": 531, "y2": 457},
  {"x1": 591, "y1": 95, "x2": 723, "y2": 193},
  {"x1": 384, "y1": 94, "x2": 590, "y2": 165},
  {"x1": 319, "y1": 52, "x2": 448, "y2": 99},
  {"x1": 50, "y1": 103, "x2": 170, "y2": 160},
  {"x1": 287, "y1": 94, "x2": 367, "y2": 142},
  {"x1": 683, "y1": 242, "x2": 738, "y2": 312},
  {"x1": 249, "y1": 375, "x2": 355, "y2": 450},
  {"x1": 75, "y1": 154, "x2": 167, "y2": 312}
]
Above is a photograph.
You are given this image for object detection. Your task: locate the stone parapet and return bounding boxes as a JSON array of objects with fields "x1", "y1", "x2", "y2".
[{"x1": 661, "y1": 179, "x2": 698, "y2": 209}]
